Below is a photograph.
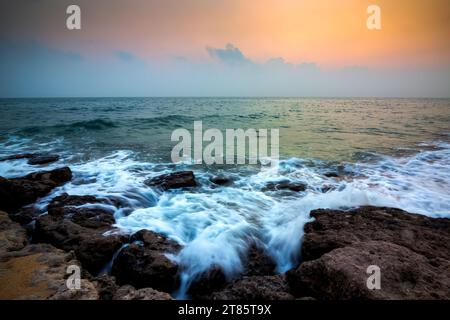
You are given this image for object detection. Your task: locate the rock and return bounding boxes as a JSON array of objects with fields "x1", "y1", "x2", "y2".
[
  {"x1": 47, "y1": 193, "x2": 109, "y2": 211},
  {"x1": 243, "y1": 244, "x2": 276, "y2": 276},
  {"x1": 324, "y1": 172, "x2": 339, "y2": 178},
  {"x1": 113, "y1": 285, "x2": 173, "y2": 300},
  {"x1": 93, "y1": 274, "x2": 119, "y2": 300},
  {"x1": 188, "y1": 244, "x2": 276, "y2": 299},
  {"x1": 27, "y1": 154, "x2": 60, "y2": 165},
  {"x1": 24, "y1": 167, "x2": 72, "y2": 186},
  {"x1": 287, "y1": 241, "x2": 450, "y2": 300},
  {"x1": 145, "y1": 171, "x2": 197, "y2": 190},
  {"x1": 33, "y1": 214, "x2": 124, "y2": 274},
  {"x1": 0, "y1": 244, "x2": 98, "y2": 300},
  {"x1": 9, "y1": 206, "x2": 40, "y2": 226},
  {"x1": 210, "y1": 175, "x2": 233, "y2": 186},
  {"x1": 187, "y1": 266, "x2": 228, "y2": 299},
  {"x1": 0, "y1": 167, "x2": 72, "y2": 212},
  {"x1": 0, "y1": 211, "x2": 27, "y2": 255},
  {"x1": 0, "y1": 153, "x2": 34, "y2": 161},
  {"x1": 212, "y1": 275, "x2": 294, "y2": 300},
  {"x1": 301, "y1": 206, "x2": 450, "y2": 262},
  {"x1": 286, "y1": 206, "x2": 450, "y2": 300},
  {"x1": 112, "y1": 230, "x2": 180, "y2": 292},
  {"x1": 262, "y1": 180, "x2": 306, "y2": 192},
  {"x1": 33, "y1": 193, "x2": 125, "y2": 274}
]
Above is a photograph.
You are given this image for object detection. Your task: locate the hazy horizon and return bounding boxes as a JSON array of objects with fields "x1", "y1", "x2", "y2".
[{"x1": 1, "y1": 0, "x2": 449, "y2": 98}]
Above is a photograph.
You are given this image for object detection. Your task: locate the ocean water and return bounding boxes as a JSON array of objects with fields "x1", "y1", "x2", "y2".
[{"x1": 1, "y1": 97, "x2": 450, "y2": 297}]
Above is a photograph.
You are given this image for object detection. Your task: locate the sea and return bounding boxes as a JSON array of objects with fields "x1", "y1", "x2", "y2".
[{"x1": 1, "y1": 97, "x2": 449, "y2": 297}]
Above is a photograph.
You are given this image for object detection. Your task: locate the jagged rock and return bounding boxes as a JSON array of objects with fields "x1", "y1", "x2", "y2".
[
  {"x1": 0, "y1": 211, "x2": 27, "y2": 255},
  {"x1": 0, "y1": 167, "x2": 72, "y2": 212},
  {"x1": 8, "y1": 206, "x2": 40, "y2": 226},
  {"x1": 210, "y1": 175, "x2": 233, "y2": 186},
  {"x1": 242, "y1": 244, "x2": 276, "y2": 276},
  {"x1": 262, "y1": 180, "x2": 306, "y2": 192},
  {"x1": 113, "y1": 285, "x2": 173, "y2": 300},
  {"x1": 33, "y1": 194, "x2": 125, "y2": 274},
  {"x1": 286, "y1": 206, "x2": 450, "y2": 300},
  {"x1": 212, "y1": 275, "x2": 294, "y2": 300},
  {"x1": 187, "y1": 266, "x2": 228, "y2": 299},
  {"x1": 33, "y1": 214, "x2": 124, "y2": 274},
  {"x1": 93, "y1": 274, "x2": 119, "y2": 300},
  {"x1": 301, "y1": 206, "x2": 450, "y2": 262},
  {"x1": 145, "y1": 171, "x2": 197, "y2": 190},
  {"x1": 27, "y1": 154, "x2": 60, "y2": 165},
  {"x1": 0, "y1": 244, "x2": 98, "y2": 300},
  {"x1": 112, "y1": 230, "x2": 181, "y2": 292},
  {"x1": 0, "y1": 153, "x2": 34, "y2": 161},
  {"x1": 287, "y1": 241, "x2": 450, "y2": 300}
]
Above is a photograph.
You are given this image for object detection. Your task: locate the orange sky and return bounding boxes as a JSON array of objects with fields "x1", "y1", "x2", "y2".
[{"x1": 2, "y1": 0, "x2": 450, "y2": 68}]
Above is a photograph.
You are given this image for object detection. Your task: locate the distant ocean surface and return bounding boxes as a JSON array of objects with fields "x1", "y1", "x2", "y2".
[{"x1": 1, "y1": 97, "x2": 450, "y2": 297}]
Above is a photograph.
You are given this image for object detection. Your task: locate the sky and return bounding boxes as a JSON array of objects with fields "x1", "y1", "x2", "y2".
[{"x1": 0, "y1": 0, "x2": 449, "y2": 97}]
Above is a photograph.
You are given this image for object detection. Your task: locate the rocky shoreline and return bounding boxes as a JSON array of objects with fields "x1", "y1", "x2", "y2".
[{"x1": 0, "y1": 160, "x2": 449, "y2": 300}]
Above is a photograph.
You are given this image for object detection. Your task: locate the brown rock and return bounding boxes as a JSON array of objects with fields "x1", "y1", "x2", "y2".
[
  {"x1": 0, "y1": 211, "x2": 27, "y2": 255},
  {"x1": 286, "y1": 206, "x2": 450, "y2": 300},
  {"x1": 113, "y1": 285, "x2": 172, "y2": 300},
  {"x1": 0, "y1": 244, "x2": 98, "y2": 300},
  {"x1": 33, "y1": 214, "x2": 124, "y2": 274},
  {"x1": 212, "y1": 275, "x2": 294, "y2": 300},
  {"x1": 243, "y1": 244, "x2": 276, "y2": 276},
  {"x1": 263, "y1": 181, "x2": 306, "y2": 192},
  {"x1": 0, "y1": 167, "x2": 72, "y2": 212},
  {"x1": 93, "y1": 274, "x2": 119, "y2": 300},
  {"x1": 33, "y1": 193, "x2": 125, "y2": 274},
  {"x1": 27, "y1": 154, "x2": 60, "y2": 165},
  {"x1": 111, "y1": 230, "x2": 180, "y2": 293},
  {"x1": 145, "y1": 171, "x2": 197, "y2": 190},
  {"x1": 287, "y1": 241, "x2": 450, "y2": 300},
  {"x1": 187, "y1": 266, "x2": 228, "y2": 299},
  {"x1": 301, "y1": 206, "x2": 450, "y2": 262}
]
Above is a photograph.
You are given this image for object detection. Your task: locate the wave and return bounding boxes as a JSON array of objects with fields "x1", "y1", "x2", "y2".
[{"x1": 1, "y1": 137, "x2": 449, "y2": 298}]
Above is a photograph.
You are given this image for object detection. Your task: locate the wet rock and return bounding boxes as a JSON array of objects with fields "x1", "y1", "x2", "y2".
[
  {"x1": 93, "y1": 274, "x2": 119, "y2": 300},
  {"x1": 0, "y1": 153, "x2": 59, "y2": 165},
  {"x1": 243, "y1": 244, "x2": 276, "y2": 276},
  {"x1": 33, "y1": 193, "x2": 125, "y2": 276},
  {"x1": 187, "y1": 266, "x2": 228, "y2": 299},
  {"x1": 262, "y1": 180, "x2": 306, "y2": 192},
  {"x1": 210, "y1": 175, "x2": 233, "y2": 186},
  {"x1": 33, "y1": 214, "x2": 124, "y2": 274},
  {"x1": 145, "y1": 171, "x2": 197, "y2": 190},
  {"x1": 112, "y1": 230, "x2": 181, "y2": 293},
  {"x1": 113, "y1": 285, "x2": 173, "y2": 300},
  {"x1": 47, "y1": 193, "x2": 110, "y2": 211},
  {"x1": 212, "y1": 275, "x2": 294, "y2": 300},
  {"x1": 8, "y1": 206, "x2": 40, "y2": 226},
  {"x1": 0, "y1": 153, "x2": 34, "y2": 161},
  {"x1": 286, "y1": 206, "x2": 450, "y2": 300},
  {"x1": 27, "y1": 154, "x2": 60, "y2": 165},
  {"x1": 0, "y1": 244, "x2": 98, "y2": 300},
  {"x1": 287, "y1": 241, "x2": 450, "y2": 300},
  {"x1": 323, "y1": 172, "x2": 339, "y2": 178},
  {"x1": 0, "y1": 211, "x2": 27, "y2": 255},
  {"x1": 0, "y1": 167, "x2": 72, "y2": 212},
  {"x1": 301, "y1": 206, "x2": 450, "y2": 262}
]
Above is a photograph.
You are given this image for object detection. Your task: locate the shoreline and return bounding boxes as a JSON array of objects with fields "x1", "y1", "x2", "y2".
[{"x1": 1, "y1": 160, "x2": 449, "y2": 300}]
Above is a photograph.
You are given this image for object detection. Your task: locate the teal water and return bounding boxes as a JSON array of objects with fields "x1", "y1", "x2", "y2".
[{"x1": 1, "y1": 97, "x2": 450, "y2": 297}]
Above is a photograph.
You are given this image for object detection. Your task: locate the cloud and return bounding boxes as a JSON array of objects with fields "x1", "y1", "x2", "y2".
[
  {"x1": 206, "y1": 43, "x2": 253, "y2": 66},
  {"x1": 115, "y1": 51, "x2": 136, "y2": 62},
  {"x1": 0, "y1": 40, "x2": 449, "y2": 97}
]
